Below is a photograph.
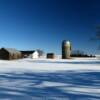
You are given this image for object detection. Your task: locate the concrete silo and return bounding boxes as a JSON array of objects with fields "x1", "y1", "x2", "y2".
[{"x1": 62, "y1": 40, "x2": 71, "y2": 59}]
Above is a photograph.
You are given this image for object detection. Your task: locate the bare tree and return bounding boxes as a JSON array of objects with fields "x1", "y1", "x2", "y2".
[
  {"x1": 96, "y1": 26, "x2": 100, "y2": 39},
  {"x1": 91, "y1": 26, "x2": 100, "y2": 50},
  {"x1": 36, "y1": 49, "x2": 44, "y2": 57},
  {"x1": 96, "y1": 26, "x2": 100, "y2": 49}
]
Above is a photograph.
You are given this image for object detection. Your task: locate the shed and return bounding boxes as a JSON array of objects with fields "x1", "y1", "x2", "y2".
[
  {"x1": 0, "y1": 48, "x2": 22, "y2": 60},
  {"x1": 47, "y1": 53, "x2": 55, "y2": 59},
  {"x1": 21, "y1": 50, "x2": 34, "y2": 58}
]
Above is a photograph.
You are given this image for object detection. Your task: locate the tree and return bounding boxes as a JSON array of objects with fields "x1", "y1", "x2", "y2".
[
  {"x1": 96, "y1": 26, "x2": 100, "y2": 39},
  {"x1": 71, "y1": 50, "x2": 85, "y2": 57},
  {"x1": 91, "y1": 26, "x2": 100, "y2": 50},
  {"x1": 36, "y1": 49, "x2": 44, "y2": 57},
  {"x1": 95, "y1": 26, "x2": 100, "y2": 49}
]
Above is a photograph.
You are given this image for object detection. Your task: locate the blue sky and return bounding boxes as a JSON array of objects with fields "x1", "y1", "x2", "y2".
[{"x1": 0, "y1": 0, "x2": 100, "y2": 54}]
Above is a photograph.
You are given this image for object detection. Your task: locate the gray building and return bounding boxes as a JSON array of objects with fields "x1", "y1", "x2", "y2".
[{"x1": 0, "y1": 48, "x2": 22, "y2": 60}]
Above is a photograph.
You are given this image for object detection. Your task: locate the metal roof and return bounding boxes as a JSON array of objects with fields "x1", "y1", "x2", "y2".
[{"x1": 1, "y1": 48, "x2": 21, "y2": 54}]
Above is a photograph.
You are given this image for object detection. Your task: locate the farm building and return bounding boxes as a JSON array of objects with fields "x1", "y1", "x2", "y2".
[
  {"x1": 21, "y1": 50, "x2": 35, "y2": 58},
  {"x1": 0, "y1": 48, "x2": 22, "y2": 60},
  {"x1": 47, "y1": 53, "x2": 55, "y2": 59},
  {"x1": 21, "y1": 50, "x2": 39, "y2": 58},
  {"x1": 62, "y1": 40, "x2": 71, "y2": 59},
  {"x1": 31, "y1": 51, "x2": 39, "y2": 59}
]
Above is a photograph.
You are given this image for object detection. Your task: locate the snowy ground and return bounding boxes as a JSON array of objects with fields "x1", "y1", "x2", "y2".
[
  {"x1": 0, "y1": 58, "x2": 100, "y2": 100},
  {"x1": 0, "y1": 57, "x2": 100, "y2": 73}
]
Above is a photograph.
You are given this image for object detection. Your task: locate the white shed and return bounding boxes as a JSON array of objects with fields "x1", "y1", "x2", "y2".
[{"x1": 32, "y1": 51, "x2": 39, "y2": 59}]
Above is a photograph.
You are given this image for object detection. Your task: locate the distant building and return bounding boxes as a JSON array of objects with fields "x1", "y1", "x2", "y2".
[
  {"x1": 21, "y1": 50, "x2": 34, "y2": 58},
  {"x1": 31, "y1": 51, "x2": 39, "y2": 59},
  {"x1": 62, "y1": 40, "x2": 71, "y2": 59},
  {"x1": 47, "y1": 53, "x2": 55, "y2": 59},
  {"x1": 21, "y1": 50, "x2": 39, "y2": 59},
  {"x1": 0, "y1": 48, "x2": 22, "y2": 60}
]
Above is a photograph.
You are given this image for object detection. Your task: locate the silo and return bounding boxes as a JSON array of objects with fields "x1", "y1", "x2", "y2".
[{"x1": 62, "y1": 40, "x2": 71, "y2": 59}]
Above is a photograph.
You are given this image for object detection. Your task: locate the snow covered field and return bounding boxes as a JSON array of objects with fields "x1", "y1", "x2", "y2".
[
  {"x1": 0, "y1": 58, "x2": 100, "y2": 73},
  {"x1": 0, "y1": 58, "x2": 100, "y2": 100}
]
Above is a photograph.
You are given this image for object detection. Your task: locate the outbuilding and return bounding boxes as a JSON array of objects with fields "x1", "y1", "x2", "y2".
[
  {"x1": 62, "y1": 40, "x2": 71, "y2": 59},
  {"x1": 21, "y1": 50, "x2": 34, "y2": 58},
  {"x1": 47, "y1": 53, "x2": 55, "y2": 59},
  {"x1": 21, "y1": 50, "x2": 39, "y2": 59},
  {"x1": 31, "y1": 51, "x2": 39, "y2": 59},
  {"x1": 0, "y1": 48, "x2": 22, "y2": 60}
]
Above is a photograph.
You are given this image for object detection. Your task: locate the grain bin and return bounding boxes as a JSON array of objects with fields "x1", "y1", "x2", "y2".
[{"x1": 62, "y1": 40, "x2": 71, "y2": 59}]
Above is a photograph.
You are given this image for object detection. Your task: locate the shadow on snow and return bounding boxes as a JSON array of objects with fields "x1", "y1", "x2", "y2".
[{"x1": 0, "y1": 71, "x2": 100, "y2": 100}]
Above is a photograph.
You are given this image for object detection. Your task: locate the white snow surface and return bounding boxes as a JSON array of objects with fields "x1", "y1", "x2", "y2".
[
  {"x1": 0, "y1": 57, "x2": 99, "y2": 73},
  {"x1": 0, "y1": 58, "x2": 100, "y2": 99}
]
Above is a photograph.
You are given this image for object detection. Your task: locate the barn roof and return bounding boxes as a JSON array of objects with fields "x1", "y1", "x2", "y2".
[
  {"x1": 1, "y1": 48, "x2": 21, "y2": 54},
  {"x1": 21, "y1": 50, "x2": 35, "y2": 54}
]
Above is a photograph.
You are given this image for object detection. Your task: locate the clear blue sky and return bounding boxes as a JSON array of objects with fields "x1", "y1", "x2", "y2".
[{"x1": 0, "y1": 0, "x2": 100, "y2": 54}]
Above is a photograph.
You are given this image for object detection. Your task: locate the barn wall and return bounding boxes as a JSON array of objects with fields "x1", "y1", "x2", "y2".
[
  {"x1": 9, "y1": 53, "x2": 22, "y2": 60},
  {"x1": 0, "y1": 48, "x2": 22, "y2": 60},
  {"x1": 0, "y1": 49, "x2": 9, "y2": 60}
]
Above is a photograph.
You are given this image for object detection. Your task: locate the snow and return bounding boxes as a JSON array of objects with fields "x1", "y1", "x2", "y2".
[
  {"x1": 0, "y1": 58, "x2": 100, "y2": 100},
  {"x1": 0, "y1": 58, "x2": 100, "y2": 73},
  {"x1": 0, "y1": 58, "x2": 100, "y2": 72}
]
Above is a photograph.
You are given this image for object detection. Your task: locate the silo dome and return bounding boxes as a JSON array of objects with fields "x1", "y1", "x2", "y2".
[
  {"x1": 62, "y1": 40, "x2": 70, "y2": 44},
  {"x1": 66, "y1": 41, "x2": 70, "y2": 45}
]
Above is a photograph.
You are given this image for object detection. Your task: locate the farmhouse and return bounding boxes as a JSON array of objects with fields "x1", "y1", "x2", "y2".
[
  {"x1": 21, "y1": 50, "x2": 39, "y2": 58},
  {"x1": 31, "y1": 51, "x2": 39, "y2": 59},
  {"x1": 21, "y1": 50, "x2": 34, "y2": 58},
  {"x1": 0, "y1": 48, "x2": 22, "y2": 60}
]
